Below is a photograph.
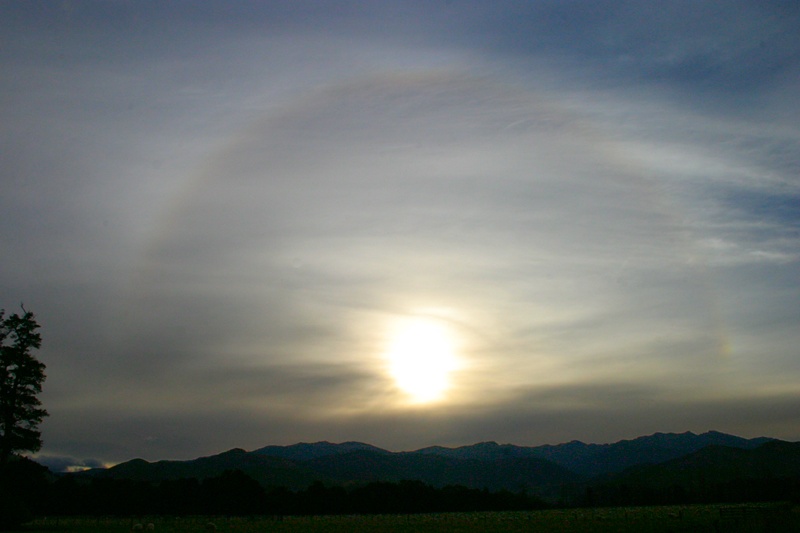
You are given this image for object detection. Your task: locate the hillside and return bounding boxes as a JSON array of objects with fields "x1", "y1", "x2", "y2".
[
  {"x1": 83, "y1": 446, "x2": 578, "y2": 495},
  {"x1": 79, "y1": 431, "x2": 790, "y2": 501},
  {"x1": 303, "y1": 450, "x2": 580, "y2": 494},
  {"x1": 587, "y1": 440, "x2": 800, "y2": 505},
  {"x1": 85, "y1": 448, "x2": 322, "y2": 489},
  {"x1": 604, "y1": 440, "x2": 800, "y2": 488}
]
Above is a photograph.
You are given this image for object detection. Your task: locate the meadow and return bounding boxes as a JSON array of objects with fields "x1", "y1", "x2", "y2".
[{"x1": 18, "y1": 503, "x2": 799, "y2": 533}]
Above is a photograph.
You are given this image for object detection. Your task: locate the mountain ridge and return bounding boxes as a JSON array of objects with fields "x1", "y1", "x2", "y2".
[
  {"x1": 252, "y1": 441, "x2": 389, "y2": 461},
  {"x1": 76, "y1": 430, "x2": 783, "y2": 499},
  {"x1": 400, "y1": 430, "x2": 775, "y2": 477}
]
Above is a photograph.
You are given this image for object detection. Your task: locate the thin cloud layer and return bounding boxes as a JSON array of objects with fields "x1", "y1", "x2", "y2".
[{"x1": 1, "y1": 1, "x2": 798, "y2": 466}]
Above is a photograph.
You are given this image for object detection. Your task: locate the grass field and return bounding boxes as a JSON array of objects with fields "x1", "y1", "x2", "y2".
[{"x1": 17, "y1": 503, "x2": 799, "y2": 533}]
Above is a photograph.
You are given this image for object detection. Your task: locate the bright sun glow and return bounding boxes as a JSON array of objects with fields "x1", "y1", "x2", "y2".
[{"x1": 385, "y1": 317, "x2": 460, "y2": 403}]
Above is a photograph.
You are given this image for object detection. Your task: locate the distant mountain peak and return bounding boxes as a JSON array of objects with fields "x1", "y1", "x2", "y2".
[
  {"x1": 223, "y1": 447, "x2": 247, "y2": 454},
  {"x1": 253, "y1": 440, "x2": 389, "y2": 461}
]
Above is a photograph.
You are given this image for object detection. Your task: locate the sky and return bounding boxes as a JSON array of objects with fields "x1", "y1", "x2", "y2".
[{"x1": 2, "y1": 1, "x2": 799, "y2": 471}]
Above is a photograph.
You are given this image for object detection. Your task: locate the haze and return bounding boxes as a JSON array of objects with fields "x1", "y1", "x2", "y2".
[{"x1": 1, "y1": 1, "x2": 798, "y2": 471}]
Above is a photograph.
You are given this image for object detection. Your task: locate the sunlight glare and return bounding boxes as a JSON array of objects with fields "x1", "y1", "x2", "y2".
[{"x1": 385, "y1": 317, "x2": 460, "y2": 403}]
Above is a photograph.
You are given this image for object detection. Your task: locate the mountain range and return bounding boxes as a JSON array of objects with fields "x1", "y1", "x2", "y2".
[{"x1": 77, "y1": 431, "x2": 799, "y2": 502}]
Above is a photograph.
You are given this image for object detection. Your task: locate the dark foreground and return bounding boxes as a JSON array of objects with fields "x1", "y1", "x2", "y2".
[{"x1": 13, "y1": 503, "x2": 800, "y2": 533}]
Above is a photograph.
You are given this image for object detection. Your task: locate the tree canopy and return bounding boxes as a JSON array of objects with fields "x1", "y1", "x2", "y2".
[{"x1": 0, "y1": 307, "x2": 47, "y2": 467}]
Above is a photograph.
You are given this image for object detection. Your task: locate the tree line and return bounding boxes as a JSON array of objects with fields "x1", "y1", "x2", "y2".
[
  {"x1": 4, "y1": 458, "x2": 548, "y2": 519},
  {"x1": 574, "y1": 477, "x2": 800, "y2": 508}
]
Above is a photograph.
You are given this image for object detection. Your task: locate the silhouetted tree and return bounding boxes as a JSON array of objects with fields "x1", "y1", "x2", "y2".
[
  {"x1": 0, "y1": 455, "x2": 50, "y2": 529},
  {"x1": 296, "y1": 481, "x2": 347, "y2": 515},
  {"x1": 156, "y1": 478, "x2": 203, "y2": 515},
  {"x1": 0, "y1": 307, "x2": 47, "y2": 467},
  {"x1": 201, "y1": 470, "x2": 266, "y2": 515}
]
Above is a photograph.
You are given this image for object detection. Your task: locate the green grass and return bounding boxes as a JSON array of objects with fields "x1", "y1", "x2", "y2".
[{"x1": 16, "y1": 503, "x2": 800, "y2": 533}]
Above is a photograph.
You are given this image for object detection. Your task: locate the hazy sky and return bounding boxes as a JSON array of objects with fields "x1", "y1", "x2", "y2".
[{"x1": 2, "y1": 1, "x2": 799, "y2": 471}]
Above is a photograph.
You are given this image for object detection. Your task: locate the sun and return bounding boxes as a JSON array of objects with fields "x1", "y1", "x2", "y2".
[{"x1": 384, "y1": 317, "x2": 460, "y2": 403}]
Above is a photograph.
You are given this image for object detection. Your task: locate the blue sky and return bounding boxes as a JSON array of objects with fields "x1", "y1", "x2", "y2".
[{"x1": 2, "y1": 1, "x2": 799, "y2": 470}]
